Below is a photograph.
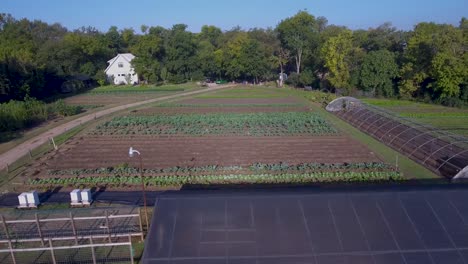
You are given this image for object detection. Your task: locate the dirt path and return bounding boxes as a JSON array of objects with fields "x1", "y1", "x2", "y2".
[{"x1": 0, "y1": 84, "x2": 236, "y2": 170}]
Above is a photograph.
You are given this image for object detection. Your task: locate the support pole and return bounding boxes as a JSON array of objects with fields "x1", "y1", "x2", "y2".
[
  {"x1": 105, "y1": 210, "x2": 112, "y2": 243},
  {"x1": 8, "y1": 239, "x2": 16, "y2": 264},
  {"x1": 69, "y1": 212, "x2": 78, "y2": 245},
  {"x1": 49, "y1": 239, "x2": 57, "y2": 264},
  {"x1": 35, "y1": 213, "x2": 44, "y2": 246},
  {"x1": 51, "y1": 137, "x2": 57, "y2": 150},
  {"x1": 3, "y1": 216, "x2": 16, "y2": 264},
  {"x1": 129, "y1": 235, "x2": 135, "y2": 264},
  {"x1": 396, "y1": 155, "x2": 399, "y2": 171},
  {"x1": 89, "y1": 237, "x2": 97, "y2": 264},
  {"x1": 140, "y1": 155, "x2": 149, "y2": 233},
  {"x1": 137, "y1": 208, "x2": 144, "y2": 241}
]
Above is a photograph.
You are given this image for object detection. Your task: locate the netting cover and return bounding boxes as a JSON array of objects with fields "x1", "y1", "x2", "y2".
[{"x1": 326, "y1": 97, "x2": 363, "y2": 112}]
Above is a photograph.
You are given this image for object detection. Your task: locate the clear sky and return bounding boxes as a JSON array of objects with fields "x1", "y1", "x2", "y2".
[{"x1": 2, "y1": 0, "x2": 467, "y2": 33}]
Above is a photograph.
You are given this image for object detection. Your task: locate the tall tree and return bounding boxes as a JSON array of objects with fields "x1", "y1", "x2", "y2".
[
  {"x1": 165, "y1": 24, "x2": 198, "y2": 82},
  {"x1": 359, "y1": 50, "x2": 398, "y2": 96},
  {"x1": 276, "y1": 11, "x2": 319, "y2": 74},
  {"x1": 400, "y1": 22, "x2": 465, "y2": 99},
  {"x1": 321, "y1": 30, "x2": 353, "y2": 91}
]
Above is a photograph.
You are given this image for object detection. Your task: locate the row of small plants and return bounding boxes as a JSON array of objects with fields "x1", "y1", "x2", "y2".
[
  {"x1": 155, "y1": 103, "x2": 307, "y2": 107},
  {"x1": 30, "y1": 171, "x2": 404, "y2": 187},
  {"x1": 87, "y1": 88, "x2": 185, "y2": 94},
  {"x1": 249, "y1": 162, "x2": 391, "y2": 171},
  {"x1": 47, "y1": 162, "x2": 392, "y2": 176},
  {"x1": 91, "y1": 112, "x2": 337, "y2": 136},
  {"x1": 399, "y1": 112, "x2": 468, "y2": 118}
]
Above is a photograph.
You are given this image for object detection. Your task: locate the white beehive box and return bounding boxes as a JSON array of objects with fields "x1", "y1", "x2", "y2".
[
  {"x1": 81, "y1": 189, "x2": 92, "y2": 205},
  {"x1": 70, "y1": 189, "x2": 82, "y2": 204},
  {"x1": 26, "y1": 190, "x2": 40, "y2": 207},
  {"x1": 18, "y1": 193, "x2": 28, "y2": 207}
]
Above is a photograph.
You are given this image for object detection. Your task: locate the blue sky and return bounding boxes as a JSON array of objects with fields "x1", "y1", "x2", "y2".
[{"x1": 2, "y1": 0, "x2": 467, "y2": 32}]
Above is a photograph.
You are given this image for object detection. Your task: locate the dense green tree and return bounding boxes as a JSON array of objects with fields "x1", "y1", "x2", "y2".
[
  {"x1": 359, "y1": 50, "x2": 398, "y2": 96},
  {"x1": 130, "y1": 31, "x2": 164, "y2": 83},
  {"x1": 321, "y1": 30, "x2": 353, "y2": 91},
  {"x1": 400, "y1": 22, "x2": 465, "y2": 99},
  {"x1": 276, "y1": 11, "x2": 319, "y2": 74},
  {"x1": 199, "y1": 25, "x2": 222, "y2": 48},
  {"x1": 165, "y1": 24, "x2": 198, "y2": 82},
  {"x1": 0, "y1": 11, "x2": 466, "y2": 108}
]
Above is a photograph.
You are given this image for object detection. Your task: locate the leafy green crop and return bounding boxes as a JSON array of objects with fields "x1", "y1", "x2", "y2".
[
  {"x1": 30, "y1": 171, "x2": 404, "y2": 187},
  {"x1": 91, "y1": 112, "x2": 337, "y2": 136}
]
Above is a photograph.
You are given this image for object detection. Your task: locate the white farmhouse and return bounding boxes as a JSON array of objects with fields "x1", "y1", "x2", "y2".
[{"x1": 104, "y1": 53, "x2": 139, "y2": 85}]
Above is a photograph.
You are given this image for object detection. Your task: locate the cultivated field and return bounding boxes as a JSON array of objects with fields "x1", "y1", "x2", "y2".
[
  {"x1": 64, "y1": 83, "x2": 197, "y2": 108},
  {"x1": 21, "y1": 86, "x2": 406, "y2": 190}
]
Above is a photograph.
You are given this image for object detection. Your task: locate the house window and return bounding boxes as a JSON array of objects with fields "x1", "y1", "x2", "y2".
[{"x1": 118, "y1": 62, "x2": 124, "y2": 68}]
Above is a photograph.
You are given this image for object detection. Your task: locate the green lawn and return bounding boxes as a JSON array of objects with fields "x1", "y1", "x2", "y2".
[{"x1": 363, "y1": 99, "x2": 468, "y2": 137}]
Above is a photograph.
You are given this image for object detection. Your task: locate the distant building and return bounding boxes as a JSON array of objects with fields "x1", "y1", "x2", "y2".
[{"x1": 104, "y1": 53, "x2": 139, "y2": 85}]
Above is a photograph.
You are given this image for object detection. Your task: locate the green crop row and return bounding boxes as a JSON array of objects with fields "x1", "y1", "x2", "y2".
[
  {"x1": 92, "y1": 112, "x2": 337, "y2": 136},
  {"x1": 399, "y1": 112, "x2": 468, "y2": 118},
  {"x1": 30, "y1": 171, "x2": 404, "y2": 187},
  {"x1": 249, "y1": 162, "x2": 391, "y2": 171},
  {"x1": 47, "y1": 162, "x2": 391, "y2": 176},
  {"x1": 87, "y1": 89, "x2": 184, "y2": 94},
  {"x1": 154, "y1": 103, "x2": 307, "y2": 107}
]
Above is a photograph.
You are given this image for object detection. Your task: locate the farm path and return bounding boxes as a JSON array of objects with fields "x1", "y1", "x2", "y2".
[{"x1": 0, "y1": 84, "x2": 236, "y2": 170}]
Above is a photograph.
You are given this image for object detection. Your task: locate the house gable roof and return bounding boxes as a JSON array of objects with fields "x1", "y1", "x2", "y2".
[{"x1": 105, "y1": 53, "x2": 136, "y2": 73}]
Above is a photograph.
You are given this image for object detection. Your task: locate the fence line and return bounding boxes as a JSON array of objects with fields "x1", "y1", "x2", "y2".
[{"x1": 0, "y1": 235, "x2": 134, "y2": 264}]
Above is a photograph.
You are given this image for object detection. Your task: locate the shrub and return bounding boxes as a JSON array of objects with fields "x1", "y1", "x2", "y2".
[
  {"x1": 50, "y1": 99, "x2": 83, "y2": 117},
  {"x1": 0, "y1": 97, "x2": 48, "y2": 132}
]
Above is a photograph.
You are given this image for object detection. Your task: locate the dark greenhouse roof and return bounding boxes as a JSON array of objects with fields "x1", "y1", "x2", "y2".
[{"x1": 143, "y1": 185, "x2": 468, "y2": 264}]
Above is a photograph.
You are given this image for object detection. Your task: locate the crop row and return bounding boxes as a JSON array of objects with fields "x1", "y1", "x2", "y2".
[
  {"x1": 399, "y1": 112, "x2": 468, "y2": 118},
  {"x1": 91, "y1": 112, "x2": 337, "y2": 136},
  {"x1": 30, "y1": 171, "x2": 404, "y2": 187},
  {"x1": 155, "y1": 103, "x2": 307, "y2": 107},
  {"x1": 48, "y1": 162, "x2": 391, "y2": 176}
]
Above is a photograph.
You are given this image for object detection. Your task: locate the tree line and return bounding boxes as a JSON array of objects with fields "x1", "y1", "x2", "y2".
[{"x1": 0, "y1": 11, "x2": 467, "y2": 106}]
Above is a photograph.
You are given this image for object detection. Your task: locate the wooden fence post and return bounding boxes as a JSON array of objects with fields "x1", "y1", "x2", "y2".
[
  {"x1": 105, "y1": 210, "x2": 112, "y2": 243},
  {"x1": 138, "y1": 208, "x2": 144, "y2": 241},
  {"x1": 89, "y1": 237, "x2": 97, "y2": 264},
  {"x1": 2, "y1": 215, "x2": 16, "y2": 264},
  {"x1": 49, "y1": 238, "x2": 57, "y2": 264},
  {"x1": 35, "y1": 213, "x2": 44, "y2": 246},
  {"x1": 51, "y1": 137, "x2": 57, "y2": 150},
  {"x1": 69, "y1": 212, "x2": 78, "y2": 245},
  {"x1": 129, "y1": 235, "x2": 135, "y2": 264}
]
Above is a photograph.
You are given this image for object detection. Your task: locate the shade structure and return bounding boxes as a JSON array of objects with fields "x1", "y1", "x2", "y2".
[{"x1": 142, "y1": 185, "x2": 468, "y2": 264}]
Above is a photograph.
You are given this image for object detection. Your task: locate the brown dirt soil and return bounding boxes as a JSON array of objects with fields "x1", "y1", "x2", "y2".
[
  {"x1": 39, "y1": 135, "x2": 381, "y2": 172},
  {"x1": 131, "y1": 106, "x2": 312, "y2": 115},
  {"x1": 177, "y1": 97, "x2": 304, "y2": 105}
]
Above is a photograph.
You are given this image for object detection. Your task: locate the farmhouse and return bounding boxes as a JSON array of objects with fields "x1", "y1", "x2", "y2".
[{"x1": 105, "y1": 53, "x2": 139, "y2": 85}]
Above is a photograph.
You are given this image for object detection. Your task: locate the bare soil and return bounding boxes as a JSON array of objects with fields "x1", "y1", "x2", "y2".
[{"x1": 39, "y1": 135, "x2": 381, "y2": 172}]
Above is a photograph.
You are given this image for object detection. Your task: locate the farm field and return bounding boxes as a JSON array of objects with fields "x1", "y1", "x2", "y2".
[
  {"x1": 17, "y1": 86, "x2": 438, "y2": 190},
  {"x1": 0, "y1": 83, "x2": 202, "y2": 156},
  {"x1": 64, "y1": 83, "x2": 199, "y2": 108},
  {"x1": 363, "y1": 99, "x2": 468, "y2": 137}
]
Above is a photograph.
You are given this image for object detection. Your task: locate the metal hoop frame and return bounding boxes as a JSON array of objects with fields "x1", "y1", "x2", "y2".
[{"x1": 423, "y1": 140, "x2": 468, "y2": 165}]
